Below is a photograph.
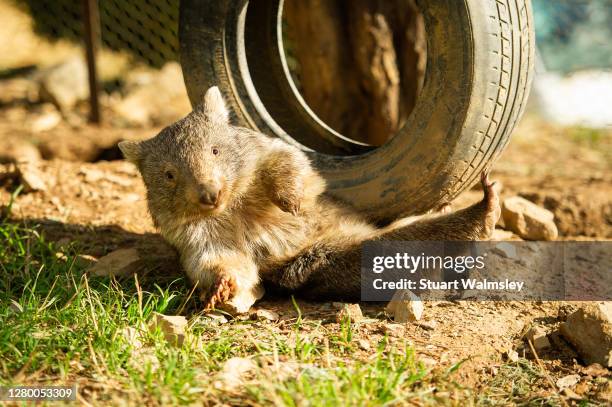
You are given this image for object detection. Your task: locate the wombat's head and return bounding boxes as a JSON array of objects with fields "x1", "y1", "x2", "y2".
[{"x1": 119, "y1": 87, "x2": 254, "y2": 224}]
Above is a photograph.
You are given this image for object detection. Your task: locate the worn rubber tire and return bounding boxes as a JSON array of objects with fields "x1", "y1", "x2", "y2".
[{"x1": 179, "y1": 0, "x2": 535, "y2": 219}]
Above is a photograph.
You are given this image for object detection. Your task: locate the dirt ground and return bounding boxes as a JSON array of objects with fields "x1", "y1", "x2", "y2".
[{"x1": 0, "y1": 0, "x2": 610, "y2": 404}]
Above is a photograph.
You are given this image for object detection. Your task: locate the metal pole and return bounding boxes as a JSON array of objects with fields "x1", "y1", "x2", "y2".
[{"x1": 83, "y1": 0, "x2": 101, "y2": 124}]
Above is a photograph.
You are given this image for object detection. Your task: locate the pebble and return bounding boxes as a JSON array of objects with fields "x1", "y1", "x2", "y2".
[
  {"x1": 87, "y1": 248, "x2": 140, "y2": 277},
  {"x1": 149, "y1": 312, "x2": 187, "y2": 346},
  {"x1": 502, "y1": 196, "x2": 558, "y2": 240},
  {"x1": 335, "y1": 303, "x2": 363, "y2": 323},
  {"x1": 560, "y1": 302, "x2": 612, "y2": 367},
  {"x1": 385, "y1": 289, "x2": 424, "y2": 322}
]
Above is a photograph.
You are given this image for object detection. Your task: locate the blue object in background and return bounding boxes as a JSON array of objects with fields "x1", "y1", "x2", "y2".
[{"x1": 533, "y1": 0, "x2": 612, "y2": 73}]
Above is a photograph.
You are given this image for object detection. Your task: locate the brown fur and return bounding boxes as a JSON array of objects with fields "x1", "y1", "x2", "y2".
[{"x1": 119, "y1": 87, "x2": 500, "y2": 312}]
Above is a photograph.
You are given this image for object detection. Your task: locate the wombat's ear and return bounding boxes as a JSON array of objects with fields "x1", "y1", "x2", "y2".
[
  {"x1": 118, "y1": 140, "x2": 143, "y2": 164},
  {"x1": 198, "y1": 86, "x2": 229, "y2": 124}
]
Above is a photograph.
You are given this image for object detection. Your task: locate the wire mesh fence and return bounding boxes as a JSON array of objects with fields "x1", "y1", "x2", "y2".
[{"x1": 17, "y1": 0, "x2": 179, "y2": 68}]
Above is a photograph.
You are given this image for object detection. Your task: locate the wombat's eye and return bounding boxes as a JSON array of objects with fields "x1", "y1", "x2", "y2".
[
  {"x1": 211, "y1": 147, "x2": 220, "y2": 156},
  {"x1": 165, "y1": 171, "x2": 175, "y2": 180}
]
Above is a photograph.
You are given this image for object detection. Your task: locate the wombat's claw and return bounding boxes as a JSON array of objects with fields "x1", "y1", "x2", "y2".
[
  {"x1": 481, "y1": 171, "x2": 495, "y2": 189},
  {"x1": 438, "y1": 203, "x2": 452, "y2": 214},
  {"x1": 203, "y1": 275, "x2": 236, "y2": 310},
  {"x1": 276, "y1": 195, "x2": 301, "y2": 216}
]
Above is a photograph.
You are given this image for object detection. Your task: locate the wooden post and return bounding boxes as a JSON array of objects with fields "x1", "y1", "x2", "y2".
[{"x1": 83, "y1": 0, "x2": 101, "y2": 124}]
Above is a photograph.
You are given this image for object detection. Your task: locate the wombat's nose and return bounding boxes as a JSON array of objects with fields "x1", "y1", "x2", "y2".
[{"x1": 198, "y1": 185, "x2": 220, "y2": 207}]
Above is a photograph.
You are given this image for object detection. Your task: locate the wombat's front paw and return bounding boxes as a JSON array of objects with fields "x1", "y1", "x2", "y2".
[
  {"x1": 272, "y1": 186, "x2": 303, "y2": 216},
  {"x1": 480, "y1": 171, "x2": 501, "y2": 238},
  {"x1": 218, "y1": 283, "x2": 265, "y2": 315},
  {"x1": 201, "y1": 275, "x2": 236, "y2": 311}
]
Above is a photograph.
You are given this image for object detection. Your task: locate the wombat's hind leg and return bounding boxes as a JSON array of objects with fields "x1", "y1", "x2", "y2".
[
  {"x1": 480, "y1": 171, "x2": 501, "y2": 235},
  {"x1": 387, "y1": 171, "x2": 500, "y2": 240},
  {"x1": 267, "y1": 243, "x2": 333, "y2": 290}
]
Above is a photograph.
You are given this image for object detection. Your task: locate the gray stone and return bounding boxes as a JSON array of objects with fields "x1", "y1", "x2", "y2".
[
  {"x1": 202, "y1": 311, "x2": 229, "y2": 324},
  {"x1": 560, "y1": 302, "x2": 612, "y2": 368},
  {"x1": 358, "y1": 339, "x2": 371, "y2": 350},
  {"x1": 149, "y1": 312, "x2": 188, "y2": 346},
  {"x1": 386, "y1": 289, "x2": 424, "y2": 322},
  {"x1": 39, "y1": 56, "x2": 89, "y2": 112},
  {"x1": 525, "y1": 326, "x2": 551, "y2": 351},
  {"x1": 556, "y1": 374, "x2": 580, "y2": 389},
  {"x1": 30, "y1": 105, "x2": 61, "y2": 132},
  {"x1": 335, "y1": 303, "x2": 363, "y2": 323},
  {"x1": 505, "y1": 349, "x2": 520, "y2": 362},
  {"x1": 87, "y1": 248, "x2": 140, "y2": 277},
  {"x1": 380, "y1": 323, "x2": 405, "y2": 337},
  {"x1": 253, "y1": 308, "x2": 280, "y2": 322},
  {"x1": 15, "y1": 161, "x2": 46, "y2": 192},
  {"x1": 502, "y1": 196, "x2": 558, "y2": 240},
  {"x1": 112, "y1": 62, "x2": 191, "y2": 126}
]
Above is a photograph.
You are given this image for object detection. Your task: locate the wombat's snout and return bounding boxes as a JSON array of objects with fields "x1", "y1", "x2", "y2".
[{"x1": 196, "y1": 182, "x2": 222, "y2": 207}]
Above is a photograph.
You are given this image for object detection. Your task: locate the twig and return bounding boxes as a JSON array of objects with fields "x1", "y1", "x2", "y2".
[{"x1": 527, "y1": 339, "x2": 569, "y2": 407}]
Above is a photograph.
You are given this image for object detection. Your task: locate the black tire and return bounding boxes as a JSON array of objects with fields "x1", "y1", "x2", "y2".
[{"x1": 179, "y1": 0, "x2": 535, "y2": 219}]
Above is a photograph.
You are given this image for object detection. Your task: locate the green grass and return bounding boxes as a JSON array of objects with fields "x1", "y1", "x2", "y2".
[
  {"x1": 477, "y1": 360, "x2": 562, "y2": 406},
  {"x1": 567, "y1": 125, "x2": 612, "y2": 166},
  {"x1": 0, "y1": 218, "x2": 449, "y2": 405}
]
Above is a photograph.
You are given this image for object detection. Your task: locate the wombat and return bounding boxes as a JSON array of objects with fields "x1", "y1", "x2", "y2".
[{"x1": 119, "y1": 87, "x2": 500, "y2": 313}]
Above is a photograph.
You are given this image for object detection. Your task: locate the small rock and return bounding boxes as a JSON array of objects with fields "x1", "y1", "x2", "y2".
[
  {"x1": 149, "y1": 312, "x2": 187, "y2": 346},
  {"x1": 560, "y1": 302, "x2": 612, "y2": 367},
  {"x1": 335, "y1": 303, "x2": 363, "y2": 323},
  {"x1": 505, "y1": 349, "x2": 520, "y2": 362},
  {"x1": 525, "y1": 326, "x2": 551, "y2": 351},
  {"x1": 113, "y1": 62, "x2": 191, "y2": 126},
  {"x1": 556, "y1": 374, "x2": 580, "y2": 389},
  {"x1": 416, "y1": 320, "x2": 437, "y2": 331},
  {"x1": 331, "y1": 302, "x2": 345, "y2": 309},
  {"x1": 380, "y1": 323, "x2": 405, "y2": 337},
  {"x1": 30, "y1": 107, "x2": 62, "y2": 133},
  {"x1": 358, "y1": 339, "x2": 371, "y2": 351},
  {"x1": 87, "y1": 248, "x2": 140, "y2": 277},
  {"x1": 121, "y1": 327, "x2": 144, "y2": 349},
  {"x1": 80, "y1": 167, "x2": 105, "y2": 183},
  {"x1": 0, "y1": 137, "x2": 41, "y2": 164},
  {"x1": 202, "y1": 311, "x2": 229, "y2": 324},
  {"x1": 39, "y1": 56, "x2": 89, "y2": 112},
  {"x1": 215, "y1": 357, "x2": 257, "y2": 390},
  {"x1": 252, "y1": 308, "x2": 279, "y2": 322},
  {"x1": 15, "y1": 161, "x2": 46, "y2": 192},
  {"x1": 502, "y1": 196, "x2": 558, "y2": 240},
  {"x1": 385, "y1": 289, "x2": 424, "y2": 322}
]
